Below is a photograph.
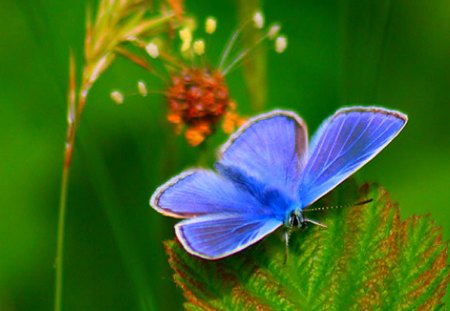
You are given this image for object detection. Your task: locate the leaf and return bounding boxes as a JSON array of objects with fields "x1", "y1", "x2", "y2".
[{"x1": 164, "y1": 182, "x2": 449, "y2": 310}]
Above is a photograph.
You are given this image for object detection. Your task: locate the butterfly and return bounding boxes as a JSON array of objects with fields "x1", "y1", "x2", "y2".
[{"x1": 150, "y1": 107, "x2": 407, "y2": 260}]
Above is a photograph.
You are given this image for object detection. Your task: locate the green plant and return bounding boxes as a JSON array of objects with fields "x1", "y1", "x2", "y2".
[{"x1": 165, "y1": 182, "x2": 449, "y2": 310}]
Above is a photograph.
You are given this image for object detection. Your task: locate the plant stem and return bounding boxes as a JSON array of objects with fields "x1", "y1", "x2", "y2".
[
  {"x1": 54, "y1": 118, "x2": 77, "y2": 311},
  {"x1": 54, "y1": 162, "x2": 70, "y2": 311},
  {"x1": 54, "y1": 54, "x2": 77, "y2": 311}
]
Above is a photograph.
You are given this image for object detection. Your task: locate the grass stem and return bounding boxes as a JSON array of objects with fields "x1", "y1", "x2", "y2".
[
  {"x1": 54, "y1": 53, "x2": 78, "y2": 311},
  {"x1": 54, "y1": 159, "x2": 70, "y2": 311}
]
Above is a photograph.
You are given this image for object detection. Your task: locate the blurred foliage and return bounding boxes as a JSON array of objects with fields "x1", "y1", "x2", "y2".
[
  {"x1": 237, "y1": 0, "x2": 267, "y2": 110},
  {"x1": 0, "y1": 0, "x2": 449, "y2": 310},
  {"x1": 166, "y1": 182, "x2": 449, "y2": 310}
]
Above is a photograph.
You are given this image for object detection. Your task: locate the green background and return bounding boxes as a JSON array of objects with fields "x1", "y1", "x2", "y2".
[{"x1": 0, "y1": 0, "x2": 449, "y2": 309}]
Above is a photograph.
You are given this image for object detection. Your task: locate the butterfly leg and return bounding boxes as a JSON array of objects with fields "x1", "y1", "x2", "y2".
[
  {"x1": 283, "y1": 230, "x2": 290, "y2": 264},
  {"x1": 304, "y1": 218, "x2": 328, "y2": 229}
]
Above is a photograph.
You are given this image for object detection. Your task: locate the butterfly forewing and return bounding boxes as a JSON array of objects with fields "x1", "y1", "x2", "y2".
[
  {"x1": 218, "y1": 110, "x2": 308, "y2": 194},
  {"x1": 298, "y1": 107, "x2": 407, "y2": 207}
]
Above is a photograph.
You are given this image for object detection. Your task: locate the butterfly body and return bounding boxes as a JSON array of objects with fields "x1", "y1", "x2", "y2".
[{"x1": 151, "y1": 107, "x2": 407, "y2": 260}]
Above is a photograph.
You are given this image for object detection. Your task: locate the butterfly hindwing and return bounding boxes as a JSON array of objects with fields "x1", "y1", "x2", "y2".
[
  {"x1": 218, "y1": 110, "x2": 308, "y2": 193},
  {"x1": 298, "y1": 107, "x2": 407, "y2": 207},
  {"x1": 175, "y1": 214, "x2": 282, "y2": 259}
]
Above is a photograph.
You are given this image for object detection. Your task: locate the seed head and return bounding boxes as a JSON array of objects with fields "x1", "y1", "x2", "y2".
[{"x1": 205, "y1": 17, "x2": 217, "y2": 34}]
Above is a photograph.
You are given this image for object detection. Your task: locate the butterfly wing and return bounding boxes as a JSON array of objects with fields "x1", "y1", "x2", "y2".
[
  {"x1": 298, "y1": 107, "x2": 407, "y2": 207},
  {"x1": 150, "y1": 169, "x2": 270, "y2": 218},
  {"x1": 217, "y1": 110, "x2": 308, "y2": 193},
  {"x1": 151, "y1": 169, "x2": 283, "y2": 259},
  {"x1": 175, "y1": 214, "x2": 282, "y2": 259}
]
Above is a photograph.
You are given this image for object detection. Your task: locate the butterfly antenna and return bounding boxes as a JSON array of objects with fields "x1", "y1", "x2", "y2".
[{"x1": 302, "y1": 198, "x2": 373, "y2": 213}]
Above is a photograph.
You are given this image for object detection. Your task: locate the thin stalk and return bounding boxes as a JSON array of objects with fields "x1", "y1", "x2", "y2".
[
  {"x1": 54, "y1": 125, "x2": 79, "y2": 311},
  {"x1": 218, "y1": 20, "x2": 251, "y2": 70},
  {"x1": 54, "y1": 54, "x2": 81, "y2": 311},
  {"x1": 222, "y1": 32, "x2": 269, "y2": 76},
  {"x1": 54, "y1": 120, "x2": 79, "y2": 311},
  {"x1": 54, "y1": 164, "x2": 69, "y2": 311}
]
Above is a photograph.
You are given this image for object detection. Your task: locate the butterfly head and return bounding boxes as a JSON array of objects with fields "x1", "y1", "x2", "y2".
[
  {"x1": 285, "y1": 206, "x2": 329, "y2": 231},
  {"x1": 285, "y1": 208, "x2": 307, "y2": 230}
]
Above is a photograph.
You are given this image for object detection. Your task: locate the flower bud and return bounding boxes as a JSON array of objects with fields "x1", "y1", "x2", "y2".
[
  {"x1": 137, "y1": 81, "x2": 148, "y2": 97},
  {"x1": 110, "y1": 90, "x2": 124, "y2": 104},
  {"x1": 193, "y1": 40, "x2": 205, "y2": 55},
  {"x1": 253, "y1": 11, "x2": 264, "y2": 29},
  {"x1": 275, "y1": 36, "x2": 287, "y2": 53},
  {"x1": 205, "y1": 17, "x2": 217, "y2": 34},
  {"x1": 145, "y1": 42, "x2": 159, "y2": 59}
]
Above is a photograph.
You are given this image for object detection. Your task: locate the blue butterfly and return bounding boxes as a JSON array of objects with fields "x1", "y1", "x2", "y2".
[{"x1": 150, "y1": 107, "x2": 407, "y2": 260}]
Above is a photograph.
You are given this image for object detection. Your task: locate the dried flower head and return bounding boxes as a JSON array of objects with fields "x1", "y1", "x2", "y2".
[
  {"x1": 107, "y1": 9, "x2": 285, "y2": 146},
  {"x1": 155, "y1": 10, "x2": 287, "y2": 146},
  {"x1": 166, "y1": 68, "x2": 231, "y2": 145}
]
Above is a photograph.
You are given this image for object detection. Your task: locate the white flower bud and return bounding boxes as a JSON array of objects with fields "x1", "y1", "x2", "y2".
[
  {"x1": 137, "y1": 81, "x2": 148, "y2": 97},
  {"x1": 268, "y1": 24, "x2": 281, "y2": 40},
  {"x1": 275, "y1": 36, "x2": 287, "y2": 53},
  {"x1": 110, "y1": 90, "x2": 124, "y2": 104},
  {"x1": 253, "y1": 11, "x2": 264, "y2": 29},
  {"x1": 145, "y1": 42, "x2": 159, "y2": 59}
]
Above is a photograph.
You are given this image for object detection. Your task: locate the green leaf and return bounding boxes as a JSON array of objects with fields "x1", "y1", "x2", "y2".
[{"x1": 164, "y1": 182, "x2": 449, "y2": 310}]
